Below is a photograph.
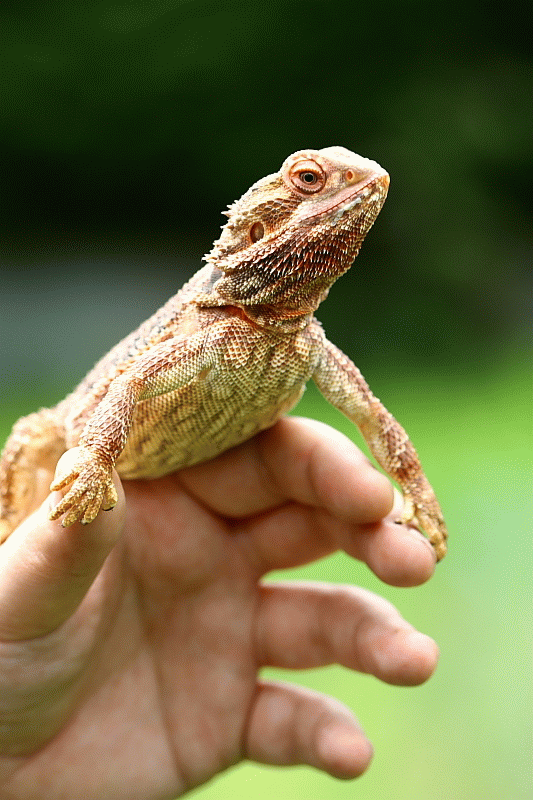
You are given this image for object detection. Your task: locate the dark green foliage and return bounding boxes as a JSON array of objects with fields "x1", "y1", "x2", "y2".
[{"x1": 1, "y1": 0, "x2": 531, "y2": 367}]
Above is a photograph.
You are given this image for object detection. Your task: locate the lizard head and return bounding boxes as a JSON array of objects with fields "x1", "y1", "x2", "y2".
[{"x1": 204, "y1": 146, "x2": 390, "y2": 319}]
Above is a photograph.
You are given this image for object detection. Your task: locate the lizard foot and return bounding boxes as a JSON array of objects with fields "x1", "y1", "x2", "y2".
[
  {"x1": 49, "y1": 447, "x2": 118, "y2": 527},
  {"x1": 397, "y1": 487, "x2": 448, "y2": 561}
]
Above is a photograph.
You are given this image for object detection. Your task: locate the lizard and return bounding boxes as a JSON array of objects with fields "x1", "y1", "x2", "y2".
[{"x1": 0, "y1": 146, "x2": 448, "y2": 559}]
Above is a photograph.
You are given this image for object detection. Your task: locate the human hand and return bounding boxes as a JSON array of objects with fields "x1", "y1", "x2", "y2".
[{"x1": 0, "y1": 417, "x2": 438, "y2": 799}]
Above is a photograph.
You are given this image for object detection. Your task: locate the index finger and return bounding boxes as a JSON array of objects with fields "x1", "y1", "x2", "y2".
[
  {"x1": 179, "y1": 417, "x2": 436, "y2": 586},
  {"x1": 178, "y1": 416, "x2": 394, "y2": 524}
]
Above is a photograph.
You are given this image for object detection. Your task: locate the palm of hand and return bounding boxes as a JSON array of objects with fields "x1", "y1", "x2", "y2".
[{"x1": 0, "y1": 419, "x2": 438, "y2": 800}]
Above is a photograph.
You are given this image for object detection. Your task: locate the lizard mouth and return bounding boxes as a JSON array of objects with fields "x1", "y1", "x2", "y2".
[{"x1": 297, "y1": 171, "x2": 390, "y2": 226}]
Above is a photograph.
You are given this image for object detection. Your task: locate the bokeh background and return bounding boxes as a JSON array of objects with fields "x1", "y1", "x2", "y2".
[{"x1": 1, "y1": 2, "x2": 531, "y2": 798}]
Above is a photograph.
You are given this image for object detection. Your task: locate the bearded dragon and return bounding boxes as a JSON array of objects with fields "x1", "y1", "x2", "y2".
[{"x1": 0, "y1": 147, "x2": 448, "y2": 559}]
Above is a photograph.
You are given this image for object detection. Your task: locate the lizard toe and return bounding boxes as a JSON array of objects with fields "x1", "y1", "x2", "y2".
[
  {"x1": 416, "y1": 509, "x2": 448, "y2": 561},
  {"x1": 82, "y1": 489, "x2": 107, "y2": 525},
  {"x1": 50, "y1": 446, "x2": 85, "y2": 492},
  {"x1": 50, "y1": 484, "x2": 86, "y2": 523},
  {"x1": 102, "y1": 482, "x2": 118, "y2": 511}
]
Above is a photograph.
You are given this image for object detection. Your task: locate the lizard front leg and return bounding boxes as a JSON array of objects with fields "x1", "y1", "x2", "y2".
[
  {"x1": 49, "y1": 332, "x2": 214, "y2": 527},
  {"x1": 313, "y1": 338, "x2": 448, "y2": 560},
  {"x1": 48, "y1": 375, "x2": 139, "y2": 526}
]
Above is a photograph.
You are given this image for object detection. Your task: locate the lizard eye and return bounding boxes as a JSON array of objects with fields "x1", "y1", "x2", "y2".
[
  {"x1": 289, "y1": 160, "x2": 326, "y2": 194},
  {"x1": 250, "y1": 221, "x2": 265, "y2": 242}
]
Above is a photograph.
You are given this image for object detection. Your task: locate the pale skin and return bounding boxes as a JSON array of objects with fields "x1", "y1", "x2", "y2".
[{"x1": 0, "y1": 417, "x2": 438, "y2": 799}]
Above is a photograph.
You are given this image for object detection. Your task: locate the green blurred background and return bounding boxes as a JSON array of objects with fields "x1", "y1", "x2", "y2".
[{"x1": 1, "y1": 1, "x2": 531, "y2": 798}]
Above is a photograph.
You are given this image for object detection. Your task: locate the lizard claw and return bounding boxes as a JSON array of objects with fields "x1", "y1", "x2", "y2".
[
  {"x1": 49, "y1": 446, "x2": 118, "y2": 526},
  {"x1": 397, "y1": 487, "x2": 448, "y2": 561}
]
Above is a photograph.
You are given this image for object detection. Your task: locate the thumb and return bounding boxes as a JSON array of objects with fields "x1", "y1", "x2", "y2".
[{"x1": 0, "y1": 470, "x2": 125, "y2": 640}]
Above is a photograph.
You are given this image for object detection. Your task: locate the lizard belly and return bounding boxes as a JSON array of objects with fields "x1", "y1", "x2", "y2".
[{"x1": 116, "y1": 337, "x2": 315, "y2": 479}]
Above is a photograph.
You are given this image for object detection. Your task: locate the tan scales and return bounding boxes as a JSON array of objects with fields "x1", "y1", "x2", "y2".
[{"x1": 0, "y1": 147, "x2": 448, "y2": 559}]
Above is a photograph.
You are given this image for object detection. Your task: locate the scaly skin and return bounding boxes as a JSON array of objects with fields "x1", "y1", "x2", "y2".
[{"x1": 0, "y1": 147, "x2": 448, "y2": 558}]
